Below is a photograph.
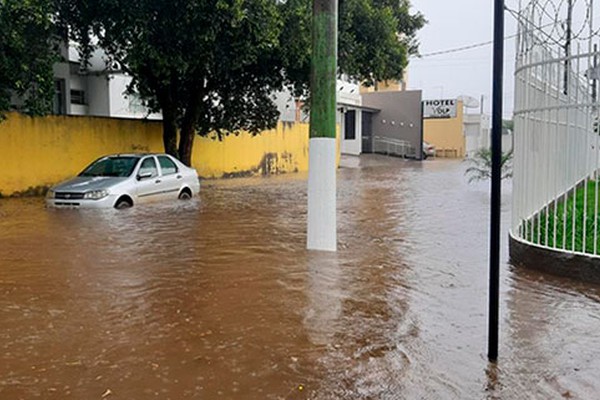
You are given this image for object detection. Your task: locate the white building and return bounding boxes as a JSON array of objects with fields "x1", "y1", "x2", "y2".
[
  {"x1": 50, "y1": 42, "x2": 414, "y2": 157},
  {"x1": 51, "y1": 43, "x2": 160, "y2": 120},
  {"x1": 270, "y1": 78, "x2": 368, "y2": 157},
  {"x1": 337, "y1": 80, "x2": 363, "y2": 156},
  {"x1": 464, "y1": 112, "x2": 513, "y2": 157},
  {"x1": 464, "y1": 112, "x2": 491, "y2": 157}
]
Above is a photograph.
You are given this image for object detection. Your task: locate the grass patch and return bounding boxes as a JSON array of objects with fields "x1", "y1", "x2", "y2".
[{"x1": 525, "y1": 180, "x2": 600, "y2": 254}]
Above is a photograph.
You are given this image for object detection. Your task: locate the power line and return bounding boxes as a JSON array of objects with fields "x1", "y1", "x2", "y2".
[
  {"x1": 412, "y1": 7, "x2": 568, "y2": 60},
  {"x1": 412, "y1": 35, "x2": 516, "y2": 59}
]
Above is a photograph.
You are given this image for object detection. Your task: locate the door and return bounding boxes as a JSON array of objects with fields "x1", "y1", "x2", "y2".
[
  {"x1": 157, "y1": 155, "x2": 182, "y2": 199},
  {"x1": 342, "y1": 110, "x2": 362, "y2": 155},
  {"x1": 135, "y1": 156, "x2": 163, "y2": 203}
]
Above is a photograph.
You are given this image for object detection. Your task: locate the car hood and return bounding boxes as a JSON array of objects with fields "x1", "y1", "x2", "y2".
[{"x1": 53, "y1": 176, "x2": 128, "y2": 193}]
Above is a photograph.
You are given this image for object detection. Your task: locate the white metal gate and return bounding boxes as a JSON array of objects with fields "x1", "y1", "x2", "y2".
[{"x1": 512, "y1": 0, "x2": 599, "y2": 254}]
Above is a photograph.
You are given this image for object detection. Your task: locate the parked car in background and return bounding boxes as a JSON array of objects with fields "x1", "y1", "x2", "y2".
[
  {"x1": 422, "y1": 141, "x2": 436, "y2": 159},
  {"x1": 46, "y1": 153, "x2": 200, "y2": 209}
]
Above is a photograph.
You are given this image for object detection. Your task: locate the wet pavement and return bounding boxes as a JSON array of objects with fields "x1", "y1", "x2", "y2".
[{"x1": 1, "y1": 155, "x2": 599, "y2": 400}]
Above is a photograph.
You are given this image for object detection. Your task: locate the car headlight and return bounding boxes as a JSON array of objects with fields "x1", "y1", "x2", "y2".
[
  {"x1": 46, "y1": 189, "x2": 55, "y2": 199},
  {"x1": 84, "y1": 189, "x2": 109, "y2": 200}
]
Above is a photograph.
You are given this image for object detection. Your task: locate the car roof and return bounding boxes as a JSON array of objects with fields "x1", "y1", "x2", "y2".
[{"x1": 103, "y1": 153, "x2": 171, "y2": 158}]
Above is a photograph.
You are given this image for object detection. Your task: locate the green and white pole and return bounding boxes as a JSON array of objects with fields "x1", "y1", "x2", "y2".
[{"x1": 307, "y1": 0, "x2": 337, "y2": 251}]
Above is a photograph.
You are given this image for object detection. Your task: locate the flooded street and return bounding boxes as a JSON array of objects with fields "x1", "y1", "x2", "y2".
[{"x1": 1, "y1": 155, "x2": 599, "y2": 399}]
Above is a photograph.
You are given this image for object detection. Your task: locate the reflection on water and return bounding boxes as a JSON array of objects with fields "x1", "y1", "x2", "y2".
[
  {"x1": 1, "y1": 155, "x2": 599, "y2": 399},
  {"x1": 304, "y1": 252, "x2": 342, "y2": 347}
]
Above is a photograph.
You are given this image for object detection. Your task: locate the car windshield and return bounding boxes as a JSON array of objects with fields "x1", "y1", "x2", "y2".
[{"x1": 79, "y1": 156, "x2": 140, "y2": 178}]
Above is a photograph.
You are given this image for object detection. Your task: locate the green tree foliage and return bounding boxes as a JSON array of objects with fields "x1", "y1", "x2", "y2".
[
  {"x1": 58, "y1": 0, "x2": 425, "y2": 165},
  {"x1": 465, "y1": 148, "x2": 513, "y2": 183},
  {"x1": 281, "y1": 0, "x2": 426, "y2": 94},
  {"x1": 58, "y1": 0, "x2": 284, "y2": 165},
  {"x1": 0, "y1": 0, "x2": 60, "y2": 119},
  {"x1": 339, "y1": 0, "x2": 425, "y2": 87}
]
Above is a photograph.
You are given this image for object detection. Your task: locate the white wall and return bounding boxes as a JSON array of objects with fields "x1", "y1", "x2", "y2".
[
  {"x1": 68, "y1": 41, "x2": 107, "y2": 72},
  {"x1": 87, "y1": 75, "x2": 110, "y2": 117},
  {"x1": 338, "y1": 79, "x2": 363, "y2": 155},
  {"x1": 273, "y1": 89, "x2": 297, "y2": 122},
  {"x1": 108, "y1": 74, "x2": 161, "y2": 120},
  {"x1": 464, "y1": 113, "x2": 493, "y2": 157},
  {"x1": 502, "y1": 132, "x2": 513, "y2": 152}
]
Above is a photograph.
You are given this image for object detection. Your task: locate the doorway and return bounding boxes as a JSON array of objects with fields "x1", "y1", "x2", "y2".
[{"x1": 361, "y1": 111, "x2": 373, "y2": 153}]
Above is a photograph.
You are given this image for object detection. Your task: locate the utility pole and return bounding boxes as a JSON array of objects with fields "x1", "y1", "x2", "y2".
[
  {"x1": 488, "y1": 0, "x2": 505, "y2": 363},
  {"x1": 307, "y1": 0, "x2": 337, "y2": 251}
]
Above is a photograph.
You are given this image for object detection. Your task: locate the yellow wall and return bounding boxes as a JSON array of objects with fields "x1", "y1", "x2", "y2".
[
  {"x1": 193, "y1": 121, "x2": 310, "y2": 178},
  {"x1": 0, "y1": 113, "x2": 324, "y2": 196},
  {"x1": 423, "y1": 101, "x2": 465, "y2": 158}
]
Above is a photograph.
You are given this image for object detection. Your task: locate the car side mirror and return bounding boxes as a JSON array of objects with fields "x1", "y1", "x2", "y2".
[{"x1": 137, "y1": 171, "x2": 153, "y2": 181}]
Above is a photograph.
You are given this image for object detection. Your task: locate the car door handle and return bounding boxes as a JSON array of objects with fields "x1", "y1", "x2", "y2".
[
  {"x1": 176, "y1": 175, "x2": 182, "y2": 179},
  {"x1": 155, "y1": 179, "x2": 161, "y2": 183}
]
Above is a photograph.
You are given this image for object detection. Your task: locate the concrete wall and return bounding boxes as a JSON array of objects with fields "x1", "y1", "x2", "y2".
[
  {"x1": 0, "y1": 113, "x2": 320, "y2": 196},
  {"x1": 423, "y1": 101, "x2": 465, "y2": 158},
  {"x1": 510, "y1": 233, "x2": 600, "y2": 284},
  {"x1": 194, "y1": 121, "x2": 315, "y2": 179},
  {"x1": 362, "y1": 90, "x2": 423, "y2": 156}
]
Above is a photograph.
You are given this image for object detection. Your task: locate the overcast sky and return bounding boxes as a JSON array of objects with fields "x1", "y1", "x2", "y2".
[{"x1": 407, "y1": 0, "x2": 520, "y2": 117}]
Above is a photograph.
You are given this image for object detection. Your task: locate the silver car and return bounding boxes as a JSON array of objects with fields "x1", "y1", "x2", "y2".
[
  {"x1": 46, "y1": 153, "x2": 200, "y2": 209},
  {"x1": 422, "y1": 141, "x2": 436, "y2": 159}
]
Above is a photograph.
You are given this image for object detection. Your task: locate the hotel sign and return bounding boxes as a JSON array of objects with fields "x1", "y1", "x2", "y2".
[{"x1": 423, "y1": 99, "x2": 457, "y2": 119}]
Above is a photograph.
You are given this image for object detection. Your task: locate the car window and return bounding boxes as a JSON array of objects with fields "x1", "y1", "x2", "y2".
[
  {"x1": 138, "y1": 157, "x2": 158, "y2": 178},
  {"x1": 79, "y1": 156, "x2": 139, "y2": 177},
  {"x1": 158, "y1": 156, "x2": 178, "y2": 175}
]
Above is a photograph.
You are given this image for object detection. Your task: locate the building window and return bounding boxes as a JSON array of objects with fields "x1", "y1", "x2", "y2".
[
  {"x1": 70, "y1": 89, "x2": 86, "y2": 105},
  {"x1": 344, "y1": 110, "x2": 356, "y2": 140}
]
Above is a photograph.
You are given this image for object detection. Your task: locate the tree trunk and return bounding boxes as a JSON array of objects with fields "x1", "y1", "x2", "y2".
[
  {"x1": 156, "y1": 85, "x2": 178, "y2": 158},
  {"x1": 178, "y1": 119, "x2": 195, "y2": 166},
  {"x1": 162, "y1": 108, "x2": 178, "y2": 158},
  {"x1": 178, "y1": 91, "x2": 204, "y2": 166}
]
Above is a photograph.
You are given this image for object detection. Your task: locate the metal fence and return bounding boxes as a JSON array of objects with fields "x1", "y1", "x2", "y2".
[
  {"x1": 372, "y1": 136, "x2": 417, "y2": 158},
  {"x1": 512, "y1": 0, "x2": 600, "y2": 254}
]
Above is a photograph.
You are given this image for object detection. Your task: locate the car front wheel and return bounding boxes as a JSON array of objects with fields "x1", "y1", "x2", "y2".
[
  {"x1": 114, "y1": 197, "x2": 133, "y2": 209},
  {"x1": 178, "y1": 189, "x2": 192, "y2": 200}
]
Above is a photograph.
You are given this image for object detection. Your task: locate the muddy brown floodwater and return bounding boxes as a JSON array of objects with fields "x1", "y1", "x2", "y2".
[{"x1": 1, "y1": 155, "x2": 600, "y2": 400}]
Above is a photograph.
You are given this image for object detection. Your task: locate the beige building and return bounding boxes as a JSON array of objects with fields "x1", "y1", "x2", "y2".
[
  {"x1": 360, "y1": 70, "x2": 409, "y2": 94},
  {"x1": 423, "y1": 99, "x2": 466, "y2": 158}
]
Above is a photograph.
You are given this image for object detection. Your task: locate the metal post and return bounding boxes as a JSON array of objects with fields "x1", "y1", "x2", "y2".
[
  {"x1": 307, "y1": 0, "x2": 337, "y2": 251},
  {"x1": 488, "y1": 0, "x2": 504, "y2": 362},
  {"x1": 563, "y1": 0, "x2": 573, "y2": 95},
  {"x1": 593, "y1": 44, "x2": 598, "y2": 104}
]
